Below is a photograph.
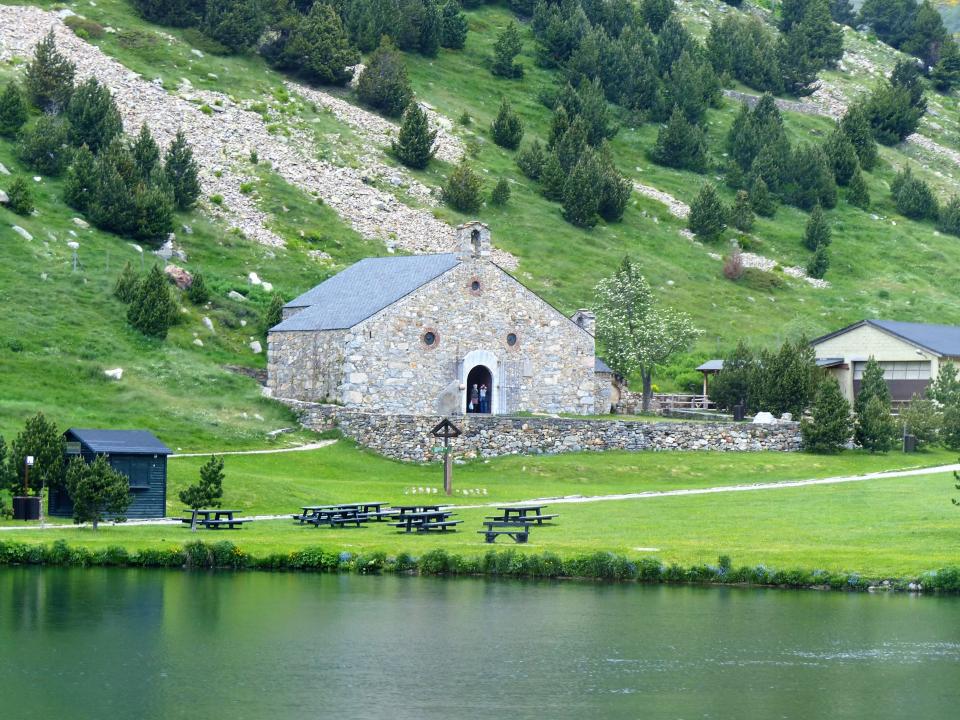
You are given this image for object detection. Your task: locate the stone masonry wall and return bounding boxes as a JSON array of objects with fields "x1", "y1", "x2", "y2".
[
  {"x1": 291, "y1": 402, "x2": 802, "y2": 462},
  {"x1": 268, "y1": 329, "x2": 347, "y2": 403}
]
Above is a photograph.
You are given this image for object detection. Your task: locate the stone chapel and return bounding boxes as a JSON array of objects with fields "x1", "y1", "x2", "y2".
[{"x1": 267, "y1": 222, "x2": 613, "y2": 416}]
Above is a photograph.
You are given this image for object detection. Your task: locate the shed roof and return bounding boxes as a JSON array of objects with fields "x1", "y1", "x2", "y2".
[
  {"x1": 274, "y1": 254, "x2": 460, "y2": 332},
  {"x1": 65, "y1": 429, "x2": 171, "y2": 455},
  {"x1": 697, "y1": 359, "x2": 724, "y2": 372},
  {"x1": 595, "y1": 357, "x2": 613, "y2": 373},
  {"x1": 811, "y1": 319, "x2": 960, "y2": 357}
]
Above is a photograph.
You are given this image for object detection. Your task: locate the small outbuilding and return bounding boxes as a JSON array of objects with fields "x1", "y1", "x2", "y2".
[{"x1": 49, "y1": 429, "x2": 172, "y2": 520}]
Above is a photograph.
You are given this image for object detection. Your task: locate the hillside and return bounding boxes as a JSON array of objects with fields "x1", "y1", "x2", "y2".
[{"x1": 3, "y1": 0, "x2": 960, "y2": 446}]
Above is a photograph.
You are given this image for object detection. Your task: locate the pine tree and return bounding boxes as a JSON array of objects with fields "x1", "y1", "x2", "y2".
[
  {"x1": 807, "y1": 243, "x2": 829, "y2": 279},
  {"x1": 24, "y1": 30, "x2": 75, "y2": 112},
  {"x1": 641, "y1": 0, "x2": 675, "y2": 33},
  {"x1": 840, "y1": 104, "x2": 878, "y2": 171},
  {"x1": 179, "y1": 455, "x2": 224, "y2": 530},
  {"x1": 187, "y1": 272, "x2": 210, "y2": 304},
  {"x1": 0, "y1": 82, "x2": 28, "y2": 138},
  {"x1": 443, "y1": 159, "x2": 483, "y2": 212},
  {"x1": 490, "y1": 177, "x2": 511, "y2": 206},
  {"x1": 419, "y1": 0, "x2": 441, "y2": 57},
  {"x1": 273, "y1": 3, "x2": 360, "y2": 85},
  {"x1": 540, "y1": 152, "x2": 566, "y2": 201},
  {"x1": 63, "y1": 144, "x2": 95, "y2": 213},
  {"x1": 127, "y1": 265, "x2": 176, "y2": 339},
  {"x1": 66, "y1": 77, "x2": 123, "y2": 153},
  {"x1": 132, "y1": 123, "x2": 161, "y2": 181},
  {"x1": 892, "y1": 167, "x2": 938, "y2": 220},
  {"x1": 562, "y1": 149, "x2": 602, "y2": 228},
  {"x1": 801, "y1": 377, "x2": 852, "y2": 453},
  {"x1": 392, "y1": 103, "x2": 437, "y2": 169},
  {"x1": 803, "y1": 203, "x2": 831, "y2": 251},
  {"x1": 559, "y1": 78, "x2": 617, "y2": 147},
  {"x1": 664, "y1": 50, "x2": 720, "y2": 125},
  {"x1": 516, "y1": 139, "x2": 546, "y2": 179},
  {"x1": 547, "y1": 104, "x2": 570, "y2": 149},
  {"x1": 688, "y1": 183, "x2": 727, "y2": 241},
  {"x1": 731, "y1": 190, "x2": 754, "y2": 232},
  {"x1": 931, "y1": 41, "x2": 960, "y2": 93},
  {"x1": 134, "y1": 183, "x2": 175, "y2": 239},
  {"x1": 937, "y1": 195, "x2": 960, "y2": 237},
  {"x1": 657, "y1": 15, "x2": 693, "y2": 74},
  {"x1": 854, "y1": 357, "x2": 893, "y2": 444},
  {"x1": 554, "y1": 116, "x2": 589, "y2": 172},
  {"x1": 491, "y1": 21, "x2": 524, "y2": 78},
  {"x1": 490, "y1": 98, "x2": 524, "y2": 150},
  {"x1": 17, "y1": 115, "x2": 70, "y2": 176},
  {"x1": 785, "y1": 143, "x2": 837, "y2": 210},
  {"x1": 356, "y1": 37, "x2": 414, "y2": 117},
  {"x1": 5, "y1": 176, "x2": 34, "y2": 216},
  {"x1": 89, "y1": 148, "x2": 138, "y2": 236},
  {"x1": 749, "y1": 176, "x2": 776, "y2": 217},
  {"x1": 857, "y1": 395, "x2": 897, "y2": 452},
  {"x1": 597, "y1": 149, "x2": 632, "y2": 222},
  {"x1": 64, "y1": 455, "x2": 131, "y2": 530},
  {"x1": 164, "y1": 130, "x2": 201, "y2": 210},
  {"x1": 202, "y1": 0, "x2": 267, "y2": 52},
  {"x1": 263, "y1": 292, "x2": 285, "y2": 336},
  {"x1": 847, "y1": 165, "x2": 870, "y2": 209},
  {"x1": 825, "y1": 126, "x2": 858, "y2": 186},
  {"x1": 777, "y1": 25, "x2": 820, "y2": 97},
  {"x1": 798, "y1": 0, "x2": 844, "y2": 70},
  {"x1": 650, "y1": 106, "x2": 706, "y2": 172},
  {"x1": 113, "y1": 261, "x2": 141, "y2": 304},
  {"x1": 439, "y1": 1, "x2": 469, "y2": 49}
]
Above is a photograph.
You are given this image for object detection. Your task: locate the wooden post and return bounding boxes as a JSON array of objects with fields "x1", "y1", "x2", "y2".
[{"x1": 443, "y1": 434, "x2": 452, "y2": 496}]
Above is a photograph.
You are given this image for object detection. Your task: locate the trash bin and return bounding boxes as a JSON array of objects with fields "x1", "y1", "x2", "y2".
[
  {"x1": 733, "y1": 404, "x2": 746, "y2": 422},
  {"x1": 12, "y1": 496, "x2": 40, "y2": 521},
  {"x1": 903, "y1": 434, "x2": 917, "y2": 453}
]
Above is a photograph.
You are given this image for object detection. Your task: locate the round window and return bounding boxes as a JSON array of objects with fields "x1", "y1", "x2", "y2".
[
  {"x1": 471, "y1": 280, "x2": 481, "y2": 292},
  {"x1": 423, "y1": 331, "x2": 436, "y2": 346},
  {"x1": 507, "y1": 333, "x2": 518, "y2": 347}
]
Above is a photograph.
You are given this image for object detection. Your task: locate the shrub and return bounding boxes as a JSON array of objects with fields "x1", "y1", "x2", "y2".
[
  {"x1": 127, "y1": 265, "x2": 177, "y2": 339},
  {"x1": 263, "y1": 292, "x2": 285, "y2": 336},
  {"x1": 113, "y1": 261, "x2": 141, "y2": 303},
  {"x1": 356, "y1": 38, "x2": 414, "y2": 118},
  {"x1": 18, "y1": 115, "x2": 70, "y2": 176},
  {"x1": 5, "y1": 176, "x2": 35, "y2": 216},
  {"x1": 899, "y1": 395, "x2": 940, "y2": 449},
  {"x1": 937, "y1": 195, "x2": 960, "y2": 237},
  {"x1": 847, "y1": 166, "x2": 870, "y2": 209},
  {"x1": 490, "y1": 99, "x2": 524, "y2": 150},
  {"x1": 187, "y1": 272, "x2": 209, "y2": 304},
  {"x1": 490, "y1": 177, "x2": 511, "y2": 206},
  {"x1": 392, "y1": 103, "x2": 436, "y2": 169},
  {"x1": 688, "y1": 182, "x2": 727, "y2": 241},
  {"x1": 443, "y1": 159, "x2": 483, "y2": 212},
  {"x1": 892, "y1": 167, "x2": 938, "y2": 220}
]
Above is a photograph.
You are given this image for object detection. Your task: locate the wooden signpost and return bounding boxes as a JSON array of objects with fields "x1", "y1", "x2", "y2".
[{"x1": 430, "y1": 418, "x2": 462, "y2": 496}]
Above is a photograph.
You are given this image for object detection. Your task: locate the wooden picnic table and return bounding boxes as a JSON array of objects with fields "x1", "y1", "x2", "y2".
[
  {"x1": 488, "y1": 504, "x2": 559, "y2": 525},
  {"x1": 306, "y1": 507, "x2": 366, "y2": 529},
  {"x1": 181, "y1": 509, "x2": 251, "y2": 529},
  {"x1": 294, "y1": 502, "x2": 396, "y2": 524},
  {"x1": 479, "y1": 520, "x2": 532, "y2": 544},
  {"x1": 392, "y1": 504, "x2": 444, "y2": 517},
  {"x1": 389, "y1": 510, "x2": 460, "y2": 533}
]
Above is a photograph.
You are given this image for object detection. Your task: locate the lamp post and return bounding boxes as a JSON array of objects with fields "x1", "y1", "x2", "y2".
[{"x1": 24, "y1": 456, "x2": 34, "y2": 496}]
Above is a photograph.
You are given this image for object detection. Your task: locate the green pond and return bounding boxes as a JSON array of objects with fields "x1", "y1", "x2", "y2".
[{"x1": 2, "y1": 568, "x2": 959, "y2": 719}]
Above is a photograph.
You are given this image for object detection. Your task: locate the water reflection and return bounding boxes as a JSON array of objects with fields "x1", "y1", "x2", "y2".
[{"x1": 1, "y1": 570, "x2": 959, "y2": 720}]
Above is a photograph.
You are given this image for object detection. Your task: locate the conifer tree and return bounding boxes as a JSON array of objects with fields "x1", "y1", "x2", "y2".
[
  {"x1": 419, "y1": 0, "x2": 441, "y2": 57},
  {"x1": 392, "y1": 103, "x2": 437, "y2": 169},
  {"x1": 164, "y1": 130, "x2": 201, "y2": 210},
  {"x1": 801, "y1": 377, "x2": 852, "y2": 453},
  {"x1": 439, "y1": 1, "x2": 469, "y2": 49},
  {"x1": 931, "y1": 41, "x2": 960, "y2": 93},
  {"x1": 798, "y1": 0, "x2": 844, "y2": 69},
  {"x1": 89, "y1": 145, "x2": 138, "y2": 236},
  {"x1": 490, "y1": 177, "x2": 511, "y2": 206},
  {"x1": 132, "y1": 123, "x2": 161, "y2": 181},
  {"x1": 847, "y1": 165, "x2": 870, "y2": 209},
  {"x1": 854, "y1": 357, "x2": 896, "y2": 451},
  {"x1": 937, "y1": 195, "x2": 960, "y2": 237},
  {"x1": 516, "y1": 139, "x2": 546, "y2": 179},
  {"x1": 127, "y1": 264, "x2": 176, "y2": 339},
  {"x1": 803, "y1": 203, "x2": 831, "y2": 251},
  {"x1": 17, "y1": 115, "x2": 70, "y2": 176},
  {"x1": 597, "y1": 148, "x2": 632, "y2": 223},
  {"x1": 490, "y1": 98, "x2": 524, "y2": 150},
  {"x1": 24, "y1": 30, "x2": 75, "y2": 112},
  {"x1": 688, "y1": 182, "x2": 727, "y2": 241},
  {"x1": 7, "y1": 412, "x2": 65, "y2": 496},
  {"x1": 64, "y1": 455, "x2": 131, "y2": 530},
  {"x1": 539, "y1": 152, "x2": 566, "y2": 201},
  {"x1": 66, "y1": 77, "x2": 123, "y2": 153},
  {"x1": 5, "y1": 176, "x2": 34, "y2": 216},
  {"x1": 443, "y1": 159, "x2": 483, "y2": 212},
  {"x1": 749, "y1": 176, "x2": 776, "y2": 217},
  {"x1": 825, "y1": 126, "x2": 858, "y2": 186},
  {"x1": 664, "y1": 50, "x2": 720, "y2": 125},
  {"x1": 202, "y1": 0, "x2": 267, "y2": 52},
  {"x1": 263, "y1": 292, "x2": 285, "y2": 336},
  {"x1": 554, "y1": 116, "x2": 589, "y2": 172},
  {"x1": 0, "y1": 82, "x2": 28, "y2": 138},
  {"x1": 657, "y1": 15, "x2": 692, "y2": 74},
  {"x1": 562, "y1": 149, "x2": 602, "y2": 228},
  {"x1": 649, "y1": 106, "x2": 706, "y2": 172},
  {"x1": 786, "y1": 143, "x2": 837, "y2": 210},
  {"x1": 113, "y1": 261, "x2": 141, "y2": 304},
  {"x1": 134, "y1": 183, "x2": 175, "y2": 239},
  {"x1": 187, "y1": 271, "x2": 210, "y2": 304},
  {"x1": 356, "y1": 37, "x2": 414, "y2": 117},
  {"x1": 777, "y1": 26, "x2": 820, "y2": 97},
  {"x1": 180, "y1": 455, "x2": 224, "y2": 531},
  {"x1": 731, "y1": 190, "x2": 754, "y2": 232},
  {"x1": 273, "y1": 3, "x2": 359, "y2": 85},
  {"x1": 840, "y1": 104, "x2": 878, "y2": 171},
  {"x1": 491, "y1": 21, "x2": 524, "y2": 78},
  {"x1": 892, "y1": 167, "x2": 938, "y2": 220},
  {"x1": 807, "y1": 243, "x2": 829, "y2": 279},
  {"x1": 547, "y1": 104, "x2": 570, "y2": 149},
  {"x1": 641, "y1": 0, "x2": 675, "y2": 32}
]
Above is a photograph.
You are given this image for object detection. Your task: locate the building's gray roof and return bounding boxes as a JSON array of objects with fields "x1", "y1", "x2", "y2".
[
  {"x1": 811, "y1": 319, "x2": 960, "y2": 357},
  {"x1": 273, "y1": 254, "x2": 460, "y2": 332},
  {"x1": 816, "y1": 357, "x2": 845, "y2": 368},
  {"x1": 65, "y1": 429, "x2": 171, "y2": 455},
  {"x1": 697, "y1": 359, "x2": 724, "y2": 372},
  {"x1": 595, "y1": 357, "x2": 612, "y2": 373}
]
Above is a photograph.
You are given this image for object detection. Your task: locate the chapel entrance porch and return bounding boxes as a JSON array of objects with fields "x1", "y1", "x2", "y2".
[{"x1": 466, "y1": 365, "x2": 493, "y2": 414}]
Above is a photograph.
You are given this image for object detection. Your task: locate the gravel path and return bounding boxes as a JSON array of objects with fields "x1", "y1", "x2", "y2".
[{"x1": 169, "y1": 439, "x2": 337, "y2": 458}]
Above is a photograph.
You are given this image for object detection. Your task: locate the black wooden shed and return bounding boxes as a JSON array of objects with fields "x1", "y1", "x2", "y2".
[{"x1": 49, "y1": 429, "x2": 172, "y2": 519}]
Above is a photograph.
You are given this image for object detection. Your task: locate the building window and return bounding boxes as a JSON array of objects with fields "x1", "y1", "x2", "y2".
[
  {"x1": 469, "y1": 278, "x2": 482, "y2": 295},
  {"x1": 422, "y1": 329, "x2": 439, "y2": 348},
  {"x1": 506, "y1": 332, "x2": 518, "y2": 347},
  {"x1": 853, "y1": 361, "x2": 930, "y2": 380}
]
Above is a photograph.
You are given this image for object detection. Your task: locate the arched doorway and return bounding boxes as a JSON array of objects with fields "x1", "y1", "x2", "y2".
[{"x1": 466, "y1": 365, "x2": 493, "y2": 414}]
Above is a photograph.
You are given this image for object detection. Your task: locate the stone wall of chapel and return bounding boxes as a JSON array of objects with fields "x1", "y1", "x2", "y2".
[
  {"x1": 267, "y1": 329, "x2": 346, "y2": 403},
  {"x1": 341, "y1": 259, "x2": 598, "y2": 414}
]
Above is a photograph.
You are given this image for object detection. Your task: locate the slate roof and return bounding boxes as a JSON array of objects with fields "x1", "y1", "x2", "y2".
[
  {"x1": 811, "y1": 319, "x2": 960, "y2": 357},
  {"x1": 273, "y1": 254, "x2": 460, "y2": 332},
  {"x1": 595, "y1": 357, "x2": 613, "y2": 373},
  {"x1": 696, "y1": 359, "x2": 724, "y2": 372},
  {"x1": 65, "y1": 429, "x2": 171, "y2": 455}
]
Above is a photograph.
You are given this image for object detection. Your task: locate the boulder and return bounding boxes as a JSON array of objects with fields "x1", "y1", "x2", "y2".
[
  {"x1": 250, "y1": 340, "x2": 263, "y2": 353},
  {"x1": 0, "y1": 191, "x2": 8, "y2": 204},
  {"x1": 12, "y1": 226, "x2": 32, "y2": 241},
  {"x1": 164, "y1": 264, "x2": 193, "y2": 289},
  {"x1": 228, "y1": 290, "x2": 247, "y2": 302},
  {"x1": 72, "y1": 217, "x2": 89, "y2": 228},
  {"x1": 202, "y1": 316, "x2": 214, "y2": 331},
  {"x1": 752, "y1": 412, "x2": 777, "y2": 424},
  {"x1": 193, "y1": 338, "x2": 204, "y2": 347},
  {"x1": 0, "y1": 162, "x2": 9, "y2": 175},
  {"x1": 104, "y1": 368, "x2": 123, "y2": 380}
]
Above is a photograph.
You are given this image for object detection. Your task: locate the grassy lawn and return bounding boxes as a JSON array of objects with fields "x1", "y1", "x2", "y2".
[{"x1": 3, "y1": 445, "x2": 958, "y2": 576}]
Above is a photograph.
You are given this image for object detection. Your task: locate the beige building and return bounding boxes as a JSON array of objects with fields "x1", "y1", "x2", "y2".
[
  {"x1": 810, "y1": 320, "x2": 960, "y2": 404},
  {"x1": 267, "y1": 222, "x2": 613, "y2": 416}
]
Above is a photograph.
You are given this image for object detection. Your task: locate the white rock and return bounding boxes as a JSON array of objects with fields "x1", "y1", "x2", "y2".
[
  {"x1": 104, "y1": 368, "x2": 123, "y2": 380},
  {"x1": 248, "y1": 271, "x2": 262, "y2": 286},
  {"x1": 67, "y1": 241, "x2": 79, "y2": 250},
  {"x1": 72, "y1": 217, "x2": 89, "y2": 228},
  {"x1": 129, "y1": 243, "x2": 143, "y2": 253},
  {"x1": 250, "y1": 340, "x2": 263, "y2": 353},
  {"x1": 191, "y1": 48, "x2": 204, "y2": 58},
  {"x1": 261, "y1": 281, "x2": 273, "y2": 292},
  {"x1": 202, "y1": 316, "x2": 214, "y2": 331},
  {"x1": 32, "y1": 176, "x2": 41, "y2": 182},
  {"x1": 193, "y1": 338, "x2": 204, "y2": 347},
  {"x1": 56, "y1": 8, "x2": 75, "y2": 18},
  {"x1": 228, "y1": 290, "x2": 247, "y2": 301},
  {"x1": 12, "y1": 226, "x2": 32, "y2": 241},
  {"x1": 753, "y1": 412, "x2": 777, "y2": 425},
  {"x1": 0, "y1": 163, "x2": 9, "y2": 175},
  {"x1": 0, "y1": 191, "x2": 8, "y2": 204},
  {"x1": 240, "y1": 319, "x2": 247, "y2": 327}
]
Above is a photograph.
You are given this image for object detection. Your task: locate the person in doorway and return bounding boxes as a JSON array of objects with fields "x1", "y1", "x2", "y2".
[
  {"x1": 469, "y1": 384, "x2": 479, "y2": 413},
  {"x1": 479, "y1": 384, "x2": 488, "y2": 414}
]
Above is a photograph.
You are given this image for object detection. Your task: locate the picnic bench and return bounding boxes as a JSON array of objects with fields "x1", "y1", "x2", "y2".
[
  {"x1": 181, "y1": 509, "x2": 252, "y2": 530},
  {"x1": 487, "y1": 504, "x2": 558, "y2": 526},
  {"x1": 390, "y1": 510, "x2": 461, "y2": 533},
  {"x1": 478, "y1": 520, "x2": 532, "y2": 544},
  {"x1": 293, "y1": 502, "x2": 398, "y2": 525},
  {"x1": 305, "y1": 507, "x2": 367, "y2": 529}
]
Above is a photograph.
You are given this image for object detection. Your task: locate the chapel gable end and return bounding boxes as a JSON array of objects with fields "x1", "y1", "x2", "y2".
[{"x1": 456, "y1": 220, "x2": 491, "y2": 260}]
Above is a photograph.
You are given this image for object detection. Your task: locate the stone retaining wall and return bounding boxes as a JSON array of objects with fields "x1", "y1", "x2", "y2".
[{"x1": 290, "y1": 402, "x2": 801, "y2": 462}]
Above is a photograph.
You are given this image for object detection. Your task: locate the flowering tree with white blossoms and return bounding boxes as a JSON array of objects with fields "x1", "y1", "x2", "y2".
[{"x1": 594, "y1": 256, "x2": 702, "y2": 411}]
